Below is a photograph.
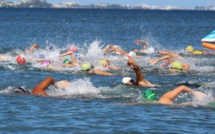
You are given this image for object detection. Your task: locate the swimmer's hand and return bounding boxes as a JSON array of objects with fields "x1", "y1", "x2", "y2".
[
  {"x1": 192, "y1": 91, "x2": 207, "y2": 100},
  {"x1": 55, "y1": 80, "x2": 71, "y2": 89},
  {"x1": 127, "y1": 58, "x2": 139, "y2": 69}
]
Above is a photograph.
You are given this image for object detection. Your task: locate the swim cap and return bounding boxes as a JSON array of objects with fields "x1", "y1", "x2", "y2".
[
  {"x1": 16, "y1": 55, "x2": 26, "y2": 64},
  {"x1": 63, "y1": 59, "x2": 72, "y2": 64},
  {"x1": 186, "y1": 45, "x2": 194, "y2": 52},
  {"x1": 81, "y1": 63, "x2": 94, "y2": 72},
  {"x1": 68, "y1": 46, "x2": 78, "y2": 52},
  {"x1": 142, "y1": 90, "x2": 157, "y2": 101},
  {"x1": 74, "y1": 52, "x2": 80, "y2": 59},
  {"x1": 128, "y1": 51, "x2": 136, "y2": 57},
  {"x1": 122, "y1": 77, "x2": 132, "y2": 84},
  {"x1": 41, "y1": 60, "x2": 51, "y2": 66},
  {"x1": 99, "y1": 60, "x2": 108, "y2": 67},
  {"x1": 192, "y1": 50, "x2": 203, "y2": 55},
  {"x1": 207, "y1": 101, "x2": 215, "y2": 107},
  {"x1": 39, "y1": 53, "x2": 45, "y2": 59},
  {"x1": 14, "y1": 87, "x2": 30, "y2": 94},
  {"x1": 171, "y1": 61, "x2": 183, "y2": 71}
]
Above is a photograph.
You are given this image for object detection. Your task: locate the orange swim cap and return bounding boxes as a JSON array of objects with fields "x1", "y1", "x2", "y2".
[{"x1": 16, "y1": 55, "x2": 26, "y2": 64}]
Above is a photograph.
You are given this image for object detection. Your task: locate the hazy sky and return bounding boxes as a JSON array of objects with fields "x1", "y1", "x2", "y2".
[{"x1": 11, "y1": 0, "x2": 215, "y2": 8}]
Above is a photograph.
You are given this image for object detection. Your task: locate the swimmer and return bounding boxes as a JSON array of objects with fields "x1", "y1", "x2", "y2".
[
  {"x1": 122, "y1": 57, "x2": 155, "y2": 87},
  {"x1": 127, "y1": 85, "x2": 209, "y2": 106},
  {"x1": 99, "y1": 58, "x2": 121, "y2": 70},
  {"x1": 14, "y1": 76, "x2": 70, "y2": 97},
  {"x1": 149, "y1": 55, "x2": 190, "y2": 72},
  {"x1": 103, "y1": 44, "x2": 128, "y2": 55},
  {"x1": 59, "y1": 51, "x2": 79, "y2": 67},
  {"x1": 16, "y1": 43, "x2": 41, "y2": 64},
  {"x1": 185, "y1": 45, "x2": 209, "y2": 55},
  {"x1": 133, "y1": 40, "x2": 147, "y2": 52},
  {"x1": 81, "y1": 62, "x2": 114, "y2": 76}
]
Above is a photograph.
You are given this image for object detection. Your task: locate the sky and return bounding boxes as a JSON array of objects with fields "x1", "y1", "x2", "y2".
[{"x1": 10, "y1": 0, "x2": 215, "y2": 8}]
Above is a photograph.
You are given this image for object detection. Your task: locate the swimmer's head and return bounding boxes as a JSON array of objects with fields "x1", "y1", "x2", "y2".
[
  {"x1": 81, "y1": 63, "x2": 94, "y2": 72},
  {"x1": 41, "y1": 60, "x2": 51, "y2": 66},
  {"x1": 99, "y1": 60, "x2": 108, "y2": 67},
  {"x1": 63, "y1": 59, "x2": 72, "y2": 64},
  {"x1": 122, "y1": 77, "x2": 136, "y2": 86},
  {"x1": 142, "y1": 90, "x2": 157, "y2": 101},
  {"x1": 68, "y1": 46, "x2": 78, "y2": 52},
  {"x1": 16, "y1": 55, "x2": 26, "y2": 64},
  {"x1": 186, "y1": 45, "x2": 194, "y2": 53},
  {"x1": 124, "y1": 51, "x2": 136, "y2": 59},
  {"x1": 14, "y1": 87, "x2": 30, "y2": 94},
  {"x1": 207, "y1": 101, "x2": 215, "y2": 107},
  {"x1": 171, "y1": 61, "x2": 183, "y2": 72},
  {"x1": 128, "y1": 51, "x2": 136, "y2": 57},
  {"x1": 39, "y1": 53, "x2": 45, "y2": 59},
  {"x1": 74, "y1": 52, "x2": 80, "y2": 59}
]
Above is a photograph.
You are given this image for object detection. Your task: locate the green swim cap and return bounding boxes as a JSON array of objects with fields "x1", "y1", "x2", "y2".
[
  {"x1": 171, "y1": 61, "x2": 183, "y2": 71},
  {"x1": 207, "y1": 101, "x2": 215, "y2": 107},
  {"x1": 81, "y1": 63, "x2": 94, "y2": 72},
  {"x1": 142, "y1": 90, "x2": 157, "y2": 101},
  {"x1": 63, "y1": 59, "x2": 71, "y2": 64},
  {"x1": 99, "y1": 60, "x2": 107, "y2": 67},
  {"x1": 186, "y1": 45, "x2": 194, "y2": 52}
]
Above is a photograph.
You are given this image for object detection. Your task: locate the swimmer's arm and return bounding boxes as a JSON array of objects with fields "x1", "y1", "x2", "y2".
[
  {"x1": 110, "y1": 65, "x2": 121, "y2": 70},
  {"x1": 149, "y1": 55, "x2": 172, "y2": 65},
  {"x1": 93, "y1": 69, "x2": 114, "y2": 76},
  {"x1": 158, "y1": 85, "x2": 194, "y2": 105},
  {"x1": 103, "y1": 44, "x2": 112, "y2": 53},
  {"x1": 62, "y1": 63, "x2": 78, "y2": 67},
  {"x1": 31, "y1": 76, "x2": 56, "y2": 96},
  {"x1": 135, "y1": 40, "x2": 147, "y2": 50},
  {"x1": 29, "y1": 43, "x2": 39, "y2": 54},
  {"x1": 59, "y1": 51, "x2": 73, "y2": 59}
]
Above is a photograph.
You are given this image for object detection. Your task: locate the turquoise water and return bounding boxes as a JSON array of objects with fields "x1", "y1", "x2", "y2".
[{"x1": 0, "y1": 8, "x2": 215, "y2": 133}]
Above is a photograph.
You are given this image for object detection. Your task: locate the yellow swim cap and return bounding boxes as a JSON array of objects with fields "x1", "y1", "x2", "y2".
[
  {"x1": 81, "y1": 63, "x2": 93, "y2": 71},
  {"x1": 192, "y1": 50, "x2": 203, "y2": 55},
  {"x1": 171, "y1": 61, "x2": 183, "y2": 71},
  {"x1": 99, "y1": 60, "x2": 107, "y2": 67},
  {"x1": 186, "y1": 45, "x2": 194, "y2": 52}
]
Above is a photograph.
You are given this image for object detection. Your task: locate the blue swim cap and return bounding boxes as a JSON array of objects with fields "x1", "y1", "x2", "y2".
[
  {"x1": 39, "y1": 53, "x2": 45, "y2": 59},
  {"x1": 74, "y1": 52, "x2": 80, "y2": 59}
]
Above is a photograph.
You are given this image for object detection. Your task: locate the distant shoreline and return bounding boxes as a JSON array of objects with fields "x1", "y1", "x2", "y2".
[
  {"x1": 0, "y1": 1, "x2": 215, "y2": 11},
  {"x1": 0, "y1": 7, "x2": 215, "y2": 12}
]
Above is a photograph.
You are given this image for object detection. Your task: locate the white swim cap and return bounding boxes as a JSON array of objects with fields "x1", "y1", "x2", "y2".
[
  {"x1": 128, "y1": 51, "x2": 136, "y2": 57},
  {"x1": 122, "y1": 77, "x2": 132, "y2": 84}
]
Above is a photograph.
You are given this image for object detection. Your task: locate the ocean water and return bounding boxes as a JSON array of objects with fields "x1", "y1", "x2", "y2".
[{"x1": 0, "y1": 8, "x2": 215, "y2": 133}]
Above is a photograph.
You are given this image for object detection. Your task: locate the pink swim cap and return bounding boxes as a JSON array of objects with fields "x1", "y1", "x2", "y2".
[
  {"x1": 41, "y1": 60, "x2": 51, "y2": 66},
  {"x1": 68, "y1": 46, "x2": 78, "y2": 52}
]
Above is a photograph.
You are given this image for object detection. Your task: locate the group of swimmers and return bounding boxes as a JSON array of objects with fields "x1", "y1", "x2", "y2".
[{"x1": 2, "y1": 40, "x2": 215, "y2": 106}]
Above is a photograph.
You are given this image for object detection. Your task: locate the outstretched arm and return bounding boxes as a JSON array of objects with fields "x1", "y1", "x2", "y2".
[
  {"x1": 127, "y1": 58, "x2": 155, "y2": 87},
  {"x1": 103, "y1": 44, "x2": 112, "y2": 53},
  {"x1": 149, "y1": 55, "x2": 173, "y2": 65},
  {"x1": 59, "y1": 51, "x2": 79, "y2": 66},
  {"x1": 135, "y1": 40, "x2": 147, "y2": 51},
  {"x1": 158, "y1": 85, "x2": 206, "y2": 105},
  {"x1": 158, "y1": 50, "x2": 183, "y2": 59},
  {"x1": 29, "y1": 43, "x2": 39, "y2": 54},
  {"x1": 31, "y1": 76, "x2": 56, "y2": 96}
]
